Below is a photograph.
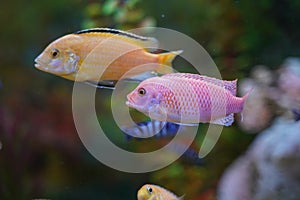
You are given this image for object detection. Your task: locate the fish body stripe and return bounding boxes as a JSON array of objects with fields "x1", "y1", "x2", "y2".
[
  {"x1": 124, "y1": 121, "x2": 180, "y2": 140},
  {"x1": 75, "y1": 28, "x2": 150, "y2": 41}
]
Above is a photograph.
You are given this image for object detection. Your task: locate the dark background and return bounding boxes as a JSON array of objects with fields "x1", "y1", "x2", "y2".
[{"x1": 1, "y1": 0, "x2": 299, "y2": 199}]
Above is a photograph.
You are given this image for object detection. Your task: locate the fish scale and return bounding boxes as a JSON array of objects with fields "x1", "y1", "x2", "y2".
[
  {"x1": 160, "y1": 77, "x2": 214, "y2": 121},
  {"x1": 126, "y1": 73, "x2": 250, "y2": 126}
]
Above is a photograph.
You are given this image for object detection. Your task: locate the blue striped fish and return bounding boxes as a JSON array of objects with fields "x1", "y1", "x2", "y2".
[
  {"x1": 122, "y1": 120, "x2": 180, "y2": 140},
  {"x1": 122, "y1": 120, "x2": 204, "y2": 166}
]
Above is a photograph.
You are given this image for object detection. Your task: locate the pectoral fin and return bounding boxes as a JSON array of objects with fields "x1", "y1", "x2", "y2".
[{"x1": 148, "y1": 103, "x2": 168, "y2": 122}]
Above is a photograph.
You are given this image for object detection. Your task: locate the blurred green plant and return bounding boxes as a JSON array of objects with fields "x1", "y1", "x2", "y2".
[
  {"x1": 140, "y1": 0, "x2": 300, "y2": 77},
  {"x1": 82, "y1": 0, "x2": 155, "y2": 30}
]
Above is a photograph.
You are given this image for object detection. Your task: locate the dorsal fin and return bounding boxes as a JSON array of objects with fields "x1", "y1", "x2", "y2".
[
  {"x1": 75, "y1": 28, "x2": 159, "y2": 51},
  {"x1": 162, "y1": 73, "x2": 237, "y2": 96}
]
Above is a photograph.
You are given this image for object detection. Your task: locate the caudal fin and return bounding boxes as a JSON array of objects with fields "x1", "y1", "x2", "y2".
[{"x1": 156, "y1": 50, "x2": 183, "y2": 74}]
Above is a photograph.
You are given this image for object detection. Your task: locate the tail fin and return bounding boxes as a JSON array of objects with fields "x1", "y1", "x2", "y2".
[
  {"x1": 156, "y1": 50, "x2": 183, "y2": 74},
  {"x1": 240, "y1": 89, "x2": 252, "y2": 121}
]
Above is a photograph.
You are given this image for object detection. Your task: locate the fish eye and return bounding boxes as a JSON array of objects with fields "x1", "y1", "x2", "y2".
[
  {"x1": 50, "y1": 48, "x2": 60, "y2": 58},
  {"x1": 138, "y1": 88, "x2": 146, "y2": 96},
  {"x1": 146, "y1": 186, "x2": 153, "y2": 194}
]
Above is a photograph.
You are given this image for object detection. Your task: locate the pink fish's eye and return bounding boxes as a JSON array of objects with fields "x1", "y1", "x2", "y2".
[
  {"x1": 138, "y1": 88, "x2": 146, "y2": 96},
  {"x1": 50, "y1": 48, "x2": 60, "y2": 58}
]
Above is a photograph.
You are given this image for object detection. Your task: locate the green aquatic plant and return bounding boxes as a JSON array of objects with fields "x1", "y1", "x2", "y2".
[{"x1": 82, "y1": 0, "x2": 155, "y2": 30}]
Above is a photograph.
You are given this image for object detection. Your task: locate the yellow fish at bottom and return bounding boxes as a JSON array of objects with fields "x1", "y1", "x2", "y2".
[
  {"x1": 137, "y1": 184, "x2": 182, "y2": 200},
  {"x1": 34, "y1": 28, "x2": 182, "y2": 87}
]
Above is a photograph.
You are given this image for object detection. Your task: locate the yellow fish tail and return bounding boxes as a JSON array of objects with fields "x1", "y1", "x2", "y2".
[{"x1": 156, "y1": 50, "x2": 183, "y2": 74}]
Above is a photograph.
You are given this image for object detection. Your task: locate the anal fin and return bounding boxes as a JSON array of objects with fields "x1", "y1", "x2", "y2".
[
  {"x1": 210, "y1": 113, "x2": 234, "y2": 126},
  {"x1": 122, "y1": 71, "x2": 159, "y2": 82},
  {"x1": 85, "y1": 80, "x2": 116, "y2": 89}
]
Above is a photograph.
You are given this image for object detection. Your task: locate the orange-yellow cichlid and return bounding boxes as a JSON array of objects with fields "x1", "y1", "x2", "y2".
[
  {"x1": 137, "y1": 184, "x2": 182, "y2": 200},
  {"x1": 34, "y1": 28, "x2": 182, "y2": 87}
]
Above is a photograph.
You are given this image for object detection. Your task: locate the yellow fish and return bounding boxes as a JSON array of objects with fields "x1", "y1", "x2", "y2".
[
  {"x1": 137, "y1": 184, "x2": 182, "y2": 200},
  {"x1": 34, "y1": 28, "x2": 182, "y2": 87}
]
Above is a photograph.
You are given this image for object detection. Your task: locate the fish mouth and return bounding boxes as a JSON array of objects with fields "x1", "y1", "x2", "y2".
[
  {"x1": 126, "y1": 95, "x2": 149, "y2": 114},
  {"x1": 126, "y1": 100, "x2": 147, "y2": 114},
  {"x1": 126, "y1": 94, "x2": 134, "y2": 106},
  {"x1": 34, "y1": 58, "x2": 44, "y2": 69},
  {"x1": 137, "y1": 193, "x2": 147, "y2": 200},
  {"x1": 126, "y1": 97, "x2": 139, "y2": 110},
  {"x1": 34, "y1": 63, "x2": 42, "y2": 69},
  {"x1": 125, "y1": 100, "x2": 134, "y2": 108},
  {"x1": 34, "y1": 60, "x2": 59, "y2": 75}
]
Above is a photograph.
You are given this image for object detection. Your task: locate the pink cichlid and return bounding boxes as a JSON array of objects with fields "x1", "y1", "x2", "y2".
[
  {"x1": 126, "y1": 73, "x2": 250, "y2": 126},
  {"x1": 137, "y1": 184, "x2": 181, "y2": 200}
]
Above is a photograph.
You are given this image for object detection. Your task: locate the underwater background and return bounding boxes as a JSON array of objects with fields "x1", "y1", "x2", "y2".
[{"x1": 1, "y1": 0, "x2": 300, "y2": 199}]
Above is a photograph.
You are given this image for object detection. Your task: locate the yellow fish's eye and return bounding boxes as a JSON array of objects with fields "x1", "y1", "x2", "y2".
[
  {"x1": 138, "y1": 88, "x2": 146, "y2": 96},
  {"x1": 50, "y1": 48, "x2": 60, "y2": 58},
  {"x1": 146, "y1": 186, "x2": 153, "y2": 194}
]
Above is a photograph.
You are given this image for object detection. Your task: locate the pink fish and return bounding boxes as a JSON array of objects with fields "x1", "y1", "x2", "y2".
[{"x1": 126, "y1": 73, "x2": 249, "y2": 126}]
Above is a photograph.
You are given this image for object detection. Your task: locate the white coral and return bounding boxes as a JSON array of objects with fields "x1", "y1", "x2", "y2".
[{"x1": 218, "y1": 119, "x2": 300, "y2": 200}]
